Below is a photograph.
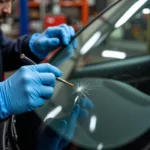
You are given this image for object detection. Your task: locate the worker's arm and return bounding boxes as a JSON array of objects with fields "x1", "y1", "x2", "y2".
[
  {"x1": 1, "y1": 24, "x2": 77, "y2": 71},
  {"x1": 0, "y1": 30, "x2": 42, "y2": 72}
]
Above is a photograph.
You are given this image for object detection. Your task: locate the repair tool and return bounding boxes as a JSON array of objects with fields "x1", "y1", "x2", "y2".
[{"x1": 20, "y1": 53, "x2": 74, "y2": 87}]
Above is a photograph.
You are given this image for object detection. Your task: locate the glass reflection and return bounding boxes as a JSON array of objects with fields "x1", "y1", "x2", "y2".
[
  {"x1": 102, "y1": 50, "x2": 126, "y2": 59},
  {"x1": 89, "y1": 115, "x2": 97, "y2": 133},
  {"x1": 35, "y1": 0, "x2": 150, "y2": 149},
  {"x1": 115, "y1": 0, "x2": 148, "y2": 28},
  {"x1": 80, "y1": 31, "x2": 102, "y2": 55},
  {"x1": 44, "y1": 106, "x2": 63, "y2": 121},
  {"x1": 97, "y1": 143, "x2": 104, "y2": 150}
]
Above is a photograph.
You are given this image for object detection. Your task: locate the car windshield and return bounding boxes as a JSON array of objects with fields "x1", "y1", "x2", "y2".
[{"x1": 36, "y1": 0, "x2": 150, "y2": 149}]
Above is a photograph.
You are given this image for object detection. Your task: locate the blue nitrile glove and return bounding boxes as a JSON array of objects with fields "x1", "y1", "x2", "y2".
[
  {"x1": 0, "y1": 64, "x2": 62, "y2": 119},
  {"x1": 29, "y1": 24, "x2": 78, "y2": 63},
  {"x1": 78, "y1": 98, "x2": 94, "y2": 118},
  {"x1": 51, "y1": 42, "x2": 77, "y2": 67},
  {"x1": 36, "y1": 98, "x2": 94, "y2": 150}
]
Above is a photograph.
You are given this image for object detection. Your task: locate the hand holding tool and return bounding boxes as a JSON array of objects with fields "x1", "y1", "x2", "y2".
[
  {"x1": 0, "y1": 63, "x2": 61, "y2": 119},
  {"x1": 20, "y1": 54, "x2": 74, "y2": 87}
]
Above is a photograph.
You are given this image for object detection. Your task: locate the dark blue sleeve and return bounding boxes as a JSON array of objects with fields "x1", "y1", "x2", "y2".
[{"x1": 1, "y1": 31, "x2": 42, "y2": 71}]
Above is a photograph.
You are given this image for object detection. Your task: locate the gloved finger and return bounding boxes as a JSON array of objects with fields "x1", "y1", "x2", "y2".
[
  {"x1": 38, "y1": 86, "x2": 54, "y2": 99},
  {"x1": 69, "y1": 26, "x2": 78, "y2": 49},
  {"x1": 38, "y1": 73, "x2": 56, "y2": 87},
  {"x1": 46, "y1": 27, "x2": 69, "y2": 45},
  {"x1": 60, "y1": 24, "x2": 78, "y2": 49},
  {"x1": 59, "y1": 104, "x2": 80, "y2": 148},
  {"x1": 35, "y1": 37, "x2": 49, "y2": 50},
  {"x1": 68, "y1": 26, "x2": 75, "y2": 37},
  {"x1": 59, "y1": 24, "x2": 71, "y2": 41},
  {"x1": 51, "y1": 44, "x2": 74, "y2": 67},
  {"x1": 64, "y1": 44, "x2": 74, "y2": 58},
  {"x1": 70, "y1": 38, "x2": 78, "y2": 50},
  {"x1": 30, "y1": 64, "x2": 62, "y2": 77},
  {"x1": 78, "y1": 108, "x2": 89, "y2": 118},
  {"x1": 80, "y1": 98, "x2": 94, "y2": 109},
  {"x1": 29, "y1": 97, "x2": 45, "y2": 109},
  {"x1": 47, "y1": 38, "x2": 60, "y2": 48},
  {"x1": 37, "y1": 37, "x2": 60, "y2": 51}
]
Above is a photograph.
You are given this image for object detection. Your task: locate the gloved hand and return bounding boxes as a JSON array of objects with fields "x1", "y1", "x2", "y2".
[
  {"x1": 29, "y1": 24, "x2": 78, "y2": 65},
  {"x1": 0, "y1": 64, "x2": 62, "y2": 119},
  {"x1": 36, "y1": 98, "x2": 94, "y2": 150},
  {"x1": 50, "y1": 42, "x2": 76, "y2": 67}
]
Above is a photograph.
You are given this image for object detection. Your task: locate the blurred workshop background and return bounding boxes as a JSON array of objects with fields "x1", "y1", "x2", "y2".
[{"x1": 1, "y1": 0, "x2": 116, "y2": 38}]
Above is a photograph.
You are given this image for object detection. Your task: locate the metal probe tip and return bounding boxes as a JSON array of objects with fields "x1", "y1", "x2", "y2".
[
  {"x1": 68, "y1": 83, "x2": 75, "y2": 87},
  {"x1": 56, "y1": 77, "x2": 74, "y2": 87}
]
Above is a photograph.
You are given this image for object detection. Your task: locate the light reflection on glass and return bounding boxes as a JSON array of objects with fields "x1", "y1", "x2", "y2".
[
  {"x1": 102, "y1": 50, "x2": 126, "y2": 59},
  {"x1": 142, "y1": 8, "x2": 150, "y2": 14},
  {"x1": 115, "y1": 0, "x2": 147, "y2": 28},
  {"x1": 80, "y1": 31, "x2": 101, "y2": 55},
  {"x1": 97, "y1": 143, "x2": 103, "y2": 150},
  {"x1": 44, "y1": 106, "x2": 63, "y2": 121},
  {"x1": 89, "y1": 115, "x2": 97, "y2": 132},
  {"x1": 74, "y1": 95, "x2": 80, "y2": 104}
]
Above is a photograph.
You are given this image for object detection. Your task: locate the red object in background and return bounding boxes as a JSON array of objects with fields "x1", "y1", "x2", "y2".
[
  {"x1": 44, "y1": 15, "x2": 67, "y2": 29},
  {"x1": 2, "y1": 74, "x2": 5, "y2": 81}
]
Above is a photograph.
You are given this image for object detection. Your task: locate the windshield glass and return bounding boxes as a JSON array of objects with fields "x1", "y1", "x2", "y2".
[
  {"x1": 77, "y1": 0, "x2": 149, "y2": 66},
  {"x1": 35, "y1": 0, "x2": 150, "y2": 149}
]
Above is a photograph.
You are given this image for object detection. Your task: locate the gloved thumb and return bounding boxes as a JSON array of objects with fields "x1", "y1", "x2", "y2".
[
  {"x1": 37, "y1": 37, "x2": 60, "y2": 50},
  {"x1": 51, "y1": 44, "x2": 74, "y2": 66},
  {"x1": 69, "y1": 26, "x2": 78, "y2": 49},
  {"x1": 47, "y1": 38, "x2": 60, "y2": 49}
]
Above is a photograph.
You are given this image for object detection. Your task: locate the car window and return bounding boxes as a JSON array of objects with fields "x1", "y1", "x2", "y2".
[
  {"x1": 35, "y1": 1, "x2": 150, "y2": 150},
  {"x1": 77, "y1": 0, "x2": 150, "y2": 66}
]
